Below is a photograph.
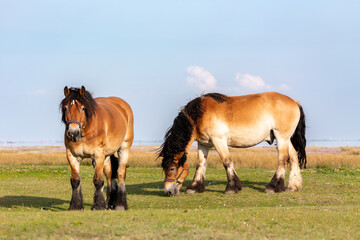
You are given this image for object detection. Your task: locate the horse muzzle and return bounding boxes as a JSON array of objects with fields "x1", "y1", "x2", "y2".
[
  {"x1": 66, "y1": 119, "x2": 84, "y2": 142},
  {"x1": 164, "y1": 183, "x2": 180, "y2": 197},
  {"x1": 66, "y1": 128, "x2": 82, "y2": 142}
]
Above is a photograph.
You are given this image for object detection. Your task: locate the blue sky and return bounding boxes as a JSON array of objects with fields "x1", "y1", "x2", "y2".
[{"x1": 0, "y1": 1, "x2": 359, "y2": 144}]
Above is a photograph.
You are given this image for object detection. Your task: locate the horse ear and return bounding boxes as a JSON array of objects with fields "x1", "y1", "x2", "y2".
[
  {"x1": 64, "y1": 86, "x2": 70, "y2": 97},
  {"x1": 80, "y1": 86, "x2": 86, "y2": 96}
]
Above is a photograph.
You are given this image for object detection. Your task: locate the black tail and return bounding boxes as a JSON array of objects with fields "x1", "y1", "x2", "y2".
[
  {"x1": 291, "y1": 104, "x2": 307, "y2": 169},
  {"x1": 110, "y1": 154, "x2": 119, "y2": 179},
  {"x1": 108, "y1": 154, "x2": 119, "y2": 208}
]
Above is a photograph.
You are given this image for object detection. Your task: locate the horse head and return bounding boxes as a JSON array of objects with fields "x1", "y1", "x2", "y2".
[
  {"x1": 61, "y1": 86, "x2": 96, "y2": 142},
  {"x1": 162, "y1": 153, "x2": 190, "y2": 196}
]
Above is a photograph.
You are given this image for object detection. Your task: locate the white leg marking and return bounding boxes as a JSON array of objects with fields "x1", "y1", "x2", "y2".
[
  {"x1": 194, "y1": 143, "x2": 208, "y2": 181},
  {"x1": 287, "y1": 143, "x2": 303, "y2": 191}
]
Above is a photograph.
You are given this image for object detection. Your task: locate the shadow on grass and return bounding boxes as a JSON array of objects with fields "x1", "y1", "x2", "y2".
[
  {"x1": 124, "y1": 179, "x2": 268, "y2": 197},
  {"x1": 242, "y1": 180, "x2": 268, "y2": 192},
  {"x1": 0, "y1": 195, "x2": 90, "y2": 211},
  {"x1": 203, "y1": 180, "x2": 267, "y2": 193},
  {"x1": 0, "y1": 180, "x2": 269, "y2": 211},
  {"x1": 121, "y1": 181, "x2": 165, "y2": 197}
]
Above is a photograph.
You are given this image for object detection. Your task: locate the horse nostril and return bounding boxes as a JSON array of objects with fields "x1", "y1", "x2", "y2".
[
  {"x1": 68, "y1": 130, "x2": 79, "y2": 137},
  {"x1": 67, "y1": 129, "x2": 80, "y2": 141},
  {"x1": 166, "y1": 190, "x2": 174, "y2": 197}
]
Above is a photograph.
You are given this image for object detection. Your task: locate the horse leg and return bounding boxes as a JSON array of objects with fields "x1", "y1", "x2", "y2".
[
  {"x1": 212, "y1": 138, "x2": 242, "y2": 194},
  {"x1": 103, "y1": 155, "x2": 113, "y2": 209},
  {"x1": 265, "y1": 140, "x2": 288, "y2": 193},
  {"x1": 66, "y1": 150, "x2": 83, "y2": 210},
  {"x1": 113, "y1": 146, "x2": 130, "y2": 210},
  {"x1": 186, "y1": 143, "x2": 208, "y2": 194},
  {"x1": 104, "y1": 154, "x2": 119, "y2": 209},
  {"x1": 92, "y1": 154, "x2": 106, "y2": 210},
  {"x1": 286, "y1": 142, "x2": 303, "y2": 191}
]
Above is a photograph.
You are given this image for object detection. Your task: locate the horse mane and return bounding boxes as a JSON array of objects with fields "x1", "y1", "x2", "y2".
[
  {"x1": 60, "y1": 87, "x2": 97, "y2": 123},
  {"x1": 159, "y1": 93, "x2": 229, "y2": 170}
]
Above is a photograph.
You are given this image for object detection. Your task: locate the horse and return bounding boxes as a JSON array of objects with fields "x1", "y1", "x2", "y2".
[
  {"x1": 60, "y1": 86, "x2": 134, "y2": 210},
  {"x1": 158, "y1": 92, "x2": 306, "y2": 197}
]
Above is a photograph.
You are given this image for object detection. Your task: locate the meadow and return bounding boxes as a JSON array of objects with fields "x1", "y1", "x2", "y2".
[{"x1": 0, "y1": 146, "x2": 359, "y2": 239}]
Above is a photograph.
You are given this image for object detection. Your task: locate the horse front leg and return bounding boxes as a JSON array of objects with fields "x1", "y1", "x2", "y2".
[
  {"x1": 186, "y1": 143, "x2": 208, "y2": 194},
  {"x1": 92, "y1": 154, "x2": 106, "y2": 210},
  {"x1": 212, "y1": 138, "x2": 242, "y2": 194},
  {"x1": 265, "y1": 140, "x2": 288, "y2": 193},
  {"x1": 66, "y1": 149, "x2": 83, "y2": 210}
]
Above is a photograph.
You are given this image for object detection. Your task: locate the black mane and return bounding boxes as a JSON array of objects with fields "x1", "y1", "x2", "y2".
[
  {"x1": 158, "y1": 93, "x2": 229, "y2": 170},
  {"x1": 60, "y1": 87, "x2": 97, "y2": 123},
  {"x1": 203, "y1": 93, "x2": 230, "y2": 104}
]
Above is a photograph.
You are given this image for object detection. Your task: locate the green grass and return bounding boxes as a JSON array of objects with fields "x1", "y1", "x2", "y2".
[{"x1": 0, "y1": 166, "x2": 359, "y2": 239}]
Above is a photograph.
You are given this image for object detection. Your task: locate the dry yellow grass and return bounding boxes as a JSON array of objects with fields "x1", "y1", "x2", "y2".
[
  {"x1": 0, "y1": 146, "x2": 359, "y2": 169},
  {"x1": 0, "y1": 147, "x2": 67, "y2": 166}
]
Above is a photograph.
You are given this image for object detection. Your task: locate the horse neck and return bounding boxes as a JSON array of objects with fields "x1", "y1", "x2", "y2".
[
  {"x1": 184, "y1": 131, "x2": 196, "y2": 154},
  {"x1": 82, "y1": 106, "x2": 102, "y2": 135}
]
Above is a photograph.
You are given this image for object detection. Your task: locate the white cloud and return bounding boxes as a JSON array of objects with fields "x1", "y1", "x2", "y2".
[
  {"x1": 235, "y1": 73, "x2": 271, "y2": 91},
  {"x1": 186, "y1": 65, "x2": 217, "y2": 92}
]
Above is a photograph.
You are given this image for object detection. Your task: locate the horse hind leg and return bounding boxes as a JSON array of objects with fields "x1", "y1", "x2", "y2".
[
  {"x1": 212, "y1": 138, "x2": 242, "y2": 194},
  {"x1": 286, "y1": 143, "x2": 302, "y2": 191},
  {"x1": 103, "y1": 155, "x2": 118, "y2": 209},
  {"x1": 113, "y1": 146, "x2": 130, "y2": 210},
  {"x1": 186, "y1": 143, "x2": 208, "y2": 194},
  {"x1": 265, "y1": 139, "x2": 288, "y2": 193}
]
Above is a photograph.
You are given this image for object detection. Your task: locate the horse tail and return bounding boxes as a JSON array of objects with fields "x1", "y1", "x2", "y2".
[
  {"x1": 110, "y1": 154, "x2": 119, "y2": 179},
  {"x1": 291, "y1": 103, "x2": 307, "y2": 169}
]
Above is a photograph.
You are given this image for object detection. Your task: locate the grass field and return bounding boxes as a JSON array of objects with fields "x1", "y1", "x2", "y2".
[{"x1": 0, "y1": 146, "x2": 359, "y2": 239}]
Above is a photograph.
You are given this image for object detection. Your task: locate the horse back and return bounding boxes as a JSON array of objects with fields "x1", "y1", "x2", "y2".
[
  {"x1": 96, "y1": 97, "x2": 133, "y2": 121},
  {"x1": 196, "y1": 92, "x2": 300, "y2": 146}
]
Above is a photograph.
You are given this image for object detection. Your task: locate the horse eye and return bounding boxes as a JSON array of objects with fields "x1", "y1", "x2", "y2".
[
  {"x1": 81, "y1": 106, "x2": 85, "y2": 111},
  {"x1": 170, "y1": 167, "x2": 176, "y2": 172}
]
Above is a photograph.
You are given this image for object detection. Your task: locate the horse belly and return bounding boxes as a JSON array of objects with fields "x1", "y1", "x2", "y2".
[
  {"x1": 226, "y1": 120, "x2": 273, "y2": 148},
  {"x1": 227, "y1": 127, "x2": 270, "y2": 148}
]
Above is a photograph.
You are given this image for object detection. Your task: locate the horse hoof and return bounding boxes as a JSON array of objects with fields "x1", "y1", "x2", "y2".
[
  {"x1": 265, "y1": 188, "x2": 275, "y2": 193},
  {"x1": 185, "y1": 189, "x2": 196, "y2": 194},
  {"x1": 286, "y1": 186, "x2": 302, "y2": 192},
  {"x1": 91, "y1": 205, "x2": 106, "y2": 210},
  {"x1": 225, "y1": 190, "x2": 236, "y2": 194},
  {"x1": 69, "y1": 206, "x2": 84, "y2": 211},
  {"x1": 114, "y1": 206, "x2": 126, "y2": 211}
]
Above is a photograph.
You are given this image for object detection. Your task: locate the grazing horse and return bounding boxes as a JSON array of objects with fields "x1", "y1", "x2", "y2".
[
  {"x1": 60, "y1": 86, "x2": 134, "y2": 210},
  {"x1": 158, "y1": 92, "x2": 306, "y2": 196}
]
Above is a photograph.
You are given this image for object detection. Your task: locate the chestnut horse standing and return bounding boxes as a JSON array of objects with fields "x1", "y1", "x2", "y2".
[
  {"x1": 158, "y1": 92, "x2": 306, "y2": 196},
  {"x1": 60, "y1": 86, "x2": 134, "y2": 210}
]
